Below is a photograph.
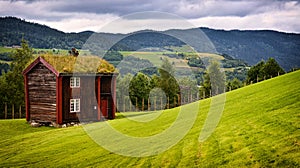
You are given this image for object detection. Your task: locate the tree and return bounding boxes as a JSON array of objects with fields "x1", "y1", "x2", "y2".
[
  {"x1": 117, "y1": 73, "x2": 133, "y2": 111},
  {"x1": 207, "y1": 61, "x2": 226, "y2": 96},
  {"x1": 263, "y1": 58, "x2": 285, "y2": 78},
  {"x1": 226, "y1": 78, "x2": 242, "y2": 91},
  {"x1": 158, "y1": 58, "x2": 180, "y2": 108},
  {"x1": 149, "y1": 74, "x2": 160, "y2": 89},
  {"x1": 247, "y1": 60, "x2": 265, "y2": 83},
  {"x1": 199, "y1": 61, "x2": 225, "y2": 98},
  {"x1": 247, "y1": 58, "x2": 285, "y2": 84},
  {"x1": 159, "y1": 57, "x2": 175, "y2": 77},
  {"x1": 199, "y1": 72, "x2": 211, "y2": 98},
  {"x1": 129, "y1": 72, "x2": 151, "y2": 110},
  {"x1": 0, "y1": 39, "x2": 33, "y2": 118},
  {"x1": 178, "y1": 77, "x2": 198, "y2": 102}
]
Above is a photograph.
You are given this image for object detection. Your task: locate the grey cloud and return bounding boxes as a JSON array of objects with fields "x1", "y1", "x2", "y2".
[
  {"x1": 44, "y1": 0, "x2": 159, "y2": 15},
  {"x1": 1, "y1": 0, "x2": 300, "y2": 33},
  {"x1": 4, "y1": 0, "x2": 300, "y2": 20}
]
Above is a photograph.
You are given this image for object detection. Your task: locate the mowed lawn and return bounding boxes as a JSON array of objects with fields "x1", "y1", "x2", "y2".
[{"x1": 0, "y1": 71, "x2": 299, "y2": 167}]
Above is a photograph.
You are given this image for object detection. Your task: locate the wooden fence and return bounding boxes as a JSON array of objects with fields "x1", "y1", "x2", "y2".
[
  {"x1": 116, "y1": 72, "x2": 285, "y2": 112},
  {"x1": 1, "y1": 72, "x2": 286, "y2": 116},
  {"x1": 1, "y1": 103, "x2": 25, "y2": 119},
  {"x1": 116, "y1": 93, "x2": 204, "y2": 112}
]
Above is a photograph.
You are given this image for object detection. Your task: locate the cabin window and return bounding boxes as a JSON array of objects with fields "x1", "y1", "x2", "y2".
[
  {"x1": 70, "y1": 99, "x2": 80, "y2": 112},
  {"x1": 70, "y1": 77, "x2": 80, "y2": 88}
]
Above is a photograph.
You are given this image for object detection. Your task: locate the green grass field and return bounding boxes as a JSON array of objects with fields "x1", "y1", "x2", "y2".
[
  {"x1": 120, "y1": 51, "x2": 223, "y2": 68},
  {"x1": 0, "y1": 47, "x2": 15, "y2": 53},
  {"x1": 0, "y1": 47, "x2": 223, "y2": 69},
  {"x1": 0, "y1": 47, "x2": 91, "y2": 56},
  {"x1": 0, "y1": 71, "x2": 299, "y2": 167}
]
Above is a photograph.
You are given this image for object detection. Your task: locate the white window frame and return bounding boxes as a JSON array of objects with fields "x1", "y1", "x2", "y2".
[
  {"x1": 70, "y1": 77, "x2": 80, "y2": 88},
  {"x1": 70, "y1": 99, "x2": 80, "y2": 113}
]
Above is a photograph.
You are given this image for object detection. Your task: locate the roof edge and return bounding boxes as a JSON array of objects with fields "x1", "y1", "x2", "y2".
[
  {"x1": 60, "y1": 72, "x2": 119, "y2": 77},
  {"x1": 22, "y1": 56, "x2": 59, "y2": 76}
]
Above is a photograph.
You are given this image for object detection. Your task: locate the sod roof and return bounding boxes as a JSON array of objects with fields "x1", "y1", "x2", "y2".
[{"x1": 26, "y1": 54, "x2": 116, "y2": 74}]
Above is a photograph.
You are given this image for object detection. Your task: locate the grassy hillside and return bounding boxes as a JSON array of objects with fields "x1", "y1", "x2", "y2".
[
  {"x1": 0, "y1": 71, "x2": 299, "y2": 167},
  {"x1": 120, "y1": 51, "x2": 224, "y2": 67}
]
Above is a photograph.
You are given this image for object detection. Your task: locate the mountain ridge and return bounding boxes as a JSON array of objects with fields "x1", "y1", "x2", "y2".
[{"x1": 1, "y1": 16, "x2": 300, "y2": 70}]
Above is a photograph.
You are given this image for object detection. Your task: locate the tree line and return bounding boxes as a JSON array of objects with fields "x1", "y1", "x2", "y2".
[
  {"x1": 117, "y1": 58, "x2": 183, "y2": 111},
  {"x1": 116, "y1": 56, "x2": 287, "y2": 112},
  {"x1": 0, "y1": 39, "x2": 33, "y2": 118},
  {"x1": 0, "y1": 39, "x2": 290, "y2": 117}
]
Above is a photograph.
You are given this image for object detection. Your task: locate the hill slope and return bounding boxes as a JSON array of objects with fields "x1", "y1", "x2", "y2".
[
  {"x1": 1, "y1": 17, "x2": 300, "y2": 70},
  {"x1": 1, "y1": 70, "x2": 299, "y2": 167},
  {"x1": 200, "y1": 28, "x2": 300, "y2": 71}
]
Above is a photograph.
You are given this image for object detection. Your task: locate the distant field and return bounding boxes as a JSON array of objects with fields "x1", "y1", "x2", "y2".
[
  {"x1": 0, "y1": 60, "x2": 10, "y2": 64},
  {"x1": 0, "y1": 47, "x2": 15, "y2": 53},
  {"x1": 1, "y1": 70, "x2": 299, "y2": 167},
  {"x1": 35, "y1": 48, "x2": 91, "y2": 55},
  {"x1": 0, "y1": 47, "x2": 91, "y2": 55},
  {"x1": 120, "y1": 51, "x2": 224, "y2": 67}
]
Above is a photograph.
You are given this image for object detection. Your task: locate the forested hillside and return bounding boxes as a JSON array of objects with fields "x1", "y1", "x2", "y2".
[
  {"x1": 1, "y1": 16, "x2": 300, "y2": 70},
  {"x1": 0, "y1": 17, "x2": 92, "y2": 49}
]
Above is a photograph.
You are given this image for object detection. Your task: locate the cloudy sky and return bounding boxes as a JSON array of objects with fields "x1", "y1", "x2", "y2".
[{"x1": 1, "y1": 0, "x2": 300, "y2": 33}]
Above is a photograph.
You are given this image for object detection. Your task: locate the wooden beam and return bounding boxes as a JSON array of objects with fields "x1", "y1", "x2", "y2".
[
  {"x1": 56, "y1": 76, "x2": 63, "y2": 124},
  {"x1": 24, "y1": 74, "x2": 30, "y2": 122},
  {"x1": 112, "y1": 76, "x2": 117, "y2": 119},
  {"x1": 97, "y1": 76, "x2": 101, "y2": 121}
]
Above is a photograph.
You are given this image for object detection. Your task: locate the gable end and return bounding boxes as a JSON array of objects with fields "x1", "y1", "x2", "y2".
[{"x1": 23, "y1": 56, "x2": 59, "y2": 76}]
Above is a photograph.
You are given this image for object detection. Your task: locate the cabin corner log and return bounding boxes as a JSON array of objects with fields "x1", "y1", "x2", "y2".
[{"x1": 27, "y1": 63, "x2": 57, "y2": 123}]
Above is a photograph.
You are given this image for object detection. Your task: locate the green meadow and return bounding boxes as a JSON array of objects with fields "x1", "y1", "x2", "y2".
[
  {"x1": 120, "y1": 51, "x2": 224, "y2": 67},
  {"x1": 0, "y1": 70, "x2": 299, "y2": 167}
]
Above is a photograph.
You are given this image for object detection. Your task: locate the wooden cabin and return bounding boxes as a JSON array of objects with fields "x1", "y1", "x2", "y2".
[{"x1": 23, "y1": 55, "x2": 118, "y2": 125}]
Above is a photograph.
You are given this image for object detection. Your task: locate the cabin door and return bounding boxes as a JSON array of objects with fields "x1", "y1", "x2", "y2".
[{"x1": 101, "y1": 98, "x2": 108, "y2": 118}]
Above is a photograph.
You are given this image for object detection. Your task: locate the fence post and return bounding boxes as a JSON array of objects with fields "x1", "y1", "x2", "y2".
[
  {"x1": 5, "y1": 103, "x2": 7, "y2": 119},
  {"x1": 19, "y1": 105, "x2": 22, "y2": 119},
  {"x1": 123, "y1": 97, "x2": 126, "y2": 112},
  {"x1": 136, "y1": 97, "x2": 138, "y2": 111},
  {"x1": 154, "y1": 96, "x2": 156, "y2": 111},
  {"x1": 129, "y1": 99, "x2": 132, "y2": 112},
  {"x1": 167, "y1": 97, "x2": 169, "y2": 109},
  {"x1": 147, "y1": 98, "x2": 150, "y2": 111},
  {"x1": 161, "y1": 97, "x2": 163, "y2": 110},
  {"x1": 12, "y1": 104, "x2": 14, "y2": 119},
  {"x1": 174, "y1": 96, "x2": 176, "y2": 107},
  {"x1": 178, "y1": 94, "x2": 180, "y2": 106},
  {"x1": 142, "y1": 98, "x2": 144, "y2": 111}
]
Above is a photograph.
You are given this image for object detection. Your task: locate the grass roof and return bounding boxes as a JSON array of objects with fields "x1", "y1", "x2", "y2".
[{"x1": 31, "y1": 54, "x2": 116, "y2": 73}]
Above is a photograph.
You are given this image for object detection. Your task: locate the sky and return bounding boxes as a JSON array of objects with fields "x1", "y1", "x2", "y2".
[{"x1": 1, "y1": 0, "x2": 300, "y2": 34}]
